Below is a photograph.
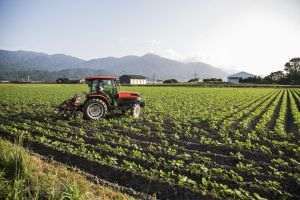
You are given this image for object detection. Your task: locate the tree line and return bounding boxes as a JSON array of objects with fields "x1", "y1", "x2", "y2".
[{"x1": 241, "y1": 58, "x2": 300, "y2": 85}]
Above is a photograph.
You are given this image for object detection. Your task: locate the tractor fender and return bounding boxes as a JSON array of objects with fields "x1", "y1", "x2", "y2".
[
  {"x1": 86, "y1": 94, "x2": 110, "y2": 107},
  {"x1": 118, "y1": 99, "x2": 145, "y2": 108}
]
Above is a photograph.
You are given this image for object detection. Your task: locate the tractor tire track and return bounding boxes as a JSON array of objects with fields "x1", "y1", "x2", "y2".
[
  {"x1": 288, "y1": 90, "x2": 300, "y2": 141},
  {"x1": 243, "y1": 90, "x2": 282, "y2": 133},
  {"x1": 286, "y1": 90, "x2": 298, "y2": 140},
  {"x1": 268, "y1": 90, "x2": 285, "y2": 130},
  {"x1": 290, "y1": 89, "x2": 300, "y2": 111}
]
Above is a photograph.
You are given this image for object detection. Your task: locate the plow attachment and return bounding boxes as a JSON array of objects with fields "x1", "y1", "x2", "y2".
[{"x1": 54, "y1": 94, "x2": 83, "y2": 118}]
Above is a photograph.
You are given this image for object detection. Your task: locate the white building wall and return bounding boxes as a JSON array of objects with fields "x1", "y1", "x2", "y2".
[
  {"x1": 228, "y1": 78, "x2": 240, "y2": 84},
  {"x1": 130, "y1": 79, "x2": 147, "y2": 85}
]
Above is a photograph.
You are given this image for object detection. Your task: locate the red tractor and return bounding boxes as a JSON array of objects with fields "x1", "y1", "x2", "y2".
[{"x1": 55, "y1": 76, "x2": 145, "y2": 120}]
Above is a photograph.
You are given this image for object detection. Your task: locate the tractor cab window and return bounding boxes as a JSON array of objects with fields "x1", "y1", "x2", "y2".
[
  {"x1": 88, "y1": 80, "x2": 115, "y2": 93},
  {"x1": 88, "y1": 80, "x2": 97, "y2": 92},
  {"x1": 101, "y1": 80, "x2": 113, "y2": 90}
]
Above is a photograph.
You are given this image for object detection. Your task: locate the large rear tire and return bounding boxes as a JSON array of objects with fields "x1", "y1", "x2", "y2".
[
  {"x1": 131, "y1": 103, "x2": 141, "y2": 118},
  {"x1": 83, "y1": 99, "x2": 108, "y2": 120}
]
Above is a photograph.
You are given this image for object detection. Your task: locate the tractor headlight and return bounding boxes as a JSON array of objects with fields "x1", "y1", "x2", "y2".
[{"x1": 137, "y1": 96, "x2": 142, "y2": 101}]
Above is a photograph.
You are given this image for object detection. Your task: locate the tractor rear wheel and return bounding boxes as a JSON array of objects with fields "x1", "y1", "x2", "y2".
[
  {"x1": 83, "y1": 99, "x2": 107, "y2": 120},
  {"x1": 131, "y1": 103, "x2": 141, "y2": 118}
]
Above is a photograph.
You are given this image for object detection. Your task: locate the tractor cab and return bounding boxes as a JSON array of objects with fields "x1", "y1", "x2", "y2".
[{"x1": 86, "y1": 76, "x2": 118, "y2": 104}]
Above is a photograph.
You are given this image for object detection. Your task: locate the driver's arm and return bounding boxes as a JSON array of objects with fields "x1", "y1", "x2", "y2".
[{"x1": 96, "y1": 81, "x2": 104, "y2": 92}]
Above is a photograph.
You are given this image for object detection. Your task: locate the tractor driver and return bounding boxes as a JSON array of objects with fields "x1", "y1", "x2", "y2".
[{"x1": 95, "y1": 80, "x2": 104, "y2": 92}]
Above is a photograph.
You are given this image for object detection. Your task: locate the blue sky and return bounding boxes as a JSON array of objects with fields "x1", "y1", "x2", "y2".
[{"x1": 1, "y1": 0, "x2": 300, "y2": 75}]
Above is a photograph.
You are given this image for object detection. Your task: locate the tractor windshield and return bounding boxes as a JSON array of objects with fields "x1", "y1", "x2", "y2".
[{"x1": 88, "y1": 80, "x2": 117, "y2": 95}]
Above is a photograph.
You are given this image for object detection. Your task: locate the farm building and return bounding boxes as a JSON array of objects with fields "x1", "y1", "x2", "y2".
[
  {"x1": 227, "y1": 72, "x2": 255, "y2": 84},
  {"x1": 119, "y1": 75, "x2": 147, "y2": 85}
]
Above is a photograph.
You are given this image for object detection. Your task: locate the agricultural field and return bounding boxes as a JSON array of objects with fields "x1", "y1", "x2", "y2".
[{"x1": 0, "y1": 84, "x2": 299, "y2": 200}]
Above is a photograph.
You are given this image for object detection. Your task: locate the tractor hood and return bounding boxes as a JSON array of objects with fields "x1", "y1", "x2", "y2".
[{"x1": 117, "y1": 91, "x2": 141, "y2": 100}]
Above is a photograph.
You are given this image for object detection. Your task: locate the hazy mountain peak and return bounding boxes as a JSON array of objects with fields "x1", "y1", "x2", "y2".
[
  {"x1": 0, "y1": 49, "x2": 229, "y2": 81},
  {"x1": 142, "y1": 53, "x2": 161, "y2": 58}
]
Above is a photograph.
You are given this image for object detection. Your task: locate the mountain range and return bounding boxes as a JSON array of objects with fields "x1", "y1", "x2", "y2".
[{"x1": 0, "y1": 49, "x2": 229, "y2": 81}]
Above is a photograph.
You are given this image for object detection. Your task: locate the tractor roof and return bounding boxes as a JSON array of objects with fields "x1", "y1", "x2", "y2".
[{"x1": 85, "y1": 76, "x2": 117, "y2": 81}]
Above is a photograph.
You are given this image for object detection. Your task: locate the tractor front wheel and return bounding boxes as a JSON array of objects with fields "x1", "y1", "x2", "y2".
[{"x1": 83, "y1": 99, "x2": 108, "y2": 120}]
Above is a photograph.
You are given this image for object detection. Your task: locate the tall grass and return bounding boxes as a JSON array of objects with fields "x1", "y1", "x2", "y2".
[
  {"x1": 0, "y1": 137, "x2": 84, "y2": 200},
  {"x1": 0, "y1": 136, "x2": 31, "y2": 199},
  {"x1": 0, "y1": 137, "x2": 131, "y2": 200}
]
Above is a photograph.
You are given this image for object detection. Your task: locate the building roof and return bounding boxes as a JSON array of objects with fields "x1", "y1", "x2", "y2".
[
  {"x1": 228, "y1": 71, "x2": 255, "y2": 79},
  {"x1": 85, "y1": 75, "x2": 117, "y2": 81},
  {"x1": 120, "y1": 74, "x2": 147, "y2": 79}
]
